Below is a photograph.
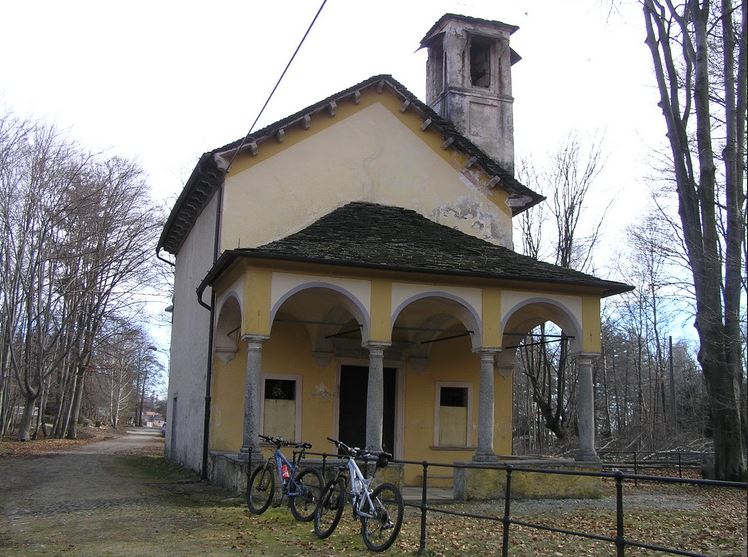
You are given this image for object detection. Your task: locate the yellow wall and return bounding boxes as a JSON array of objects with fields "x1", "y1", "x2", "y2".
[
  {"x1": 210, "y1": 342, "x2": 246, "y2": 451},
  {"x1": 210, "y1": 320, "x2": 338, "y2": 456},
  {"x1": 400, "y1": 336, "x2": 511, "y2": 485},
  {"x1": 220, "y1": 92, "x2": 514, "y2": 253},
  {"x1": 211, "y1": 319, "x2": 513, "y2": 485}
]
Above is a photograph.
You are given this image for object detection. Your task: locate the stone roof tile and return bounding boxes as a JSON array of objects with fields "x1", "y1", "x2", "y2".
[{"x1": 223, "y1": 202, "x2": 632, "y2": 297}]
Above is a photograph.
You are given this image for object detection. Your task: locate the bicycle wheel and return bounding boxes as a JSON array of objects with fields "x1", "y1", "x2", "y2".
[
  {"x1": 247, "y1": 462, "x2": 275, "y2": 514},
  {"x1": 361, "y1": 482, "x2": 404, "y2": 552},
  {"x1": 289, "y1": 467, "x2": 323, "y2": 522},
  {"x1": 313, "y1": 477, "x2": 345, "y2": 539}
]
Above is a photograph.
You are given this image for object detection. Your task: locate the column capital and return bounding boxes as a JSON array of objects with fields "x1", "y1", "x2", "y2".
[
  {"x1": 474, "y1": 347, "x2": 501, "y2": 359},
  {"x1": 365, "y1": 341, "x2": 391, "y2": 356},
  {"x1": 574, "y1": 352, "x2": 600, "y2": 365},
  {"x1": 241, "y1": 334, "x2": 270, "y2": 349}
]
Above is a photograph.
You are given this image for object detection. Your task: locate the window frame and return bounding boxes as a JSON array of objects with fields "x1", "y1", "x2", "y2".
[
  {"x1": 433, "y1": 382, "x2": 473, "y2": 448},
  {"x1": 260, "y1": 373, "x2": 302, "y2": 443}
]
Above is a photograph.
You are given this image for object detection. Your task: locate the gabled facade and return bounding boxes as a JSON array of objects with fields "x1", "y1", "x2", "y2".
[{"x1": 158, "y1": 14, "x2": 631, "y2": 487}]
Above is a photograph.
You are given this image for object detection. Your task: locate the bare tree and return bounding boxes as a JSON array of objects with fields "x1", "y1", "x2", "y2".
[
  {"x1": 0, "y1": 111, "x2": 164, "y2": 440},
  {"x1": 514, "y1": 134, "x2": 608, "y2": 447},
  {"x1": 0, "y1": 121, "x2": 89, "y2": 440},
  {"x1": 641, "y1": 0, "x2": 746, "y2": 480}
]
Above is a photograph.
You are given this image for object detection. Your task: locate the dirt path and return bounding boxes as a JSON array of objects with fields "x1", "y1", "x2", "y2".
[
  {"x1": 0, "y1": 428, "x2": 242, "y2": 556},
  {"x1": 1, "y1": 429, "x2": 166, "y2": 519}
]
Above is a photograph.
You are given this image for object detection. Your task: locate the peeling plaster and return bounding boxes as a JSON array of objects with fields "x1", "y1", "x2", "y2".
[{"x1": 431, "y1": 196, "x2": 510, "y2": 247}]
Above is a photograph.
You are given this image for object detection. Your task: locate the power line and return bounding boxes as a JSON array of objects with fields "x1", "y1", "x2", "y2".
[{"x1": 226, "y1": 0, "x2": 328, "y2": 171}]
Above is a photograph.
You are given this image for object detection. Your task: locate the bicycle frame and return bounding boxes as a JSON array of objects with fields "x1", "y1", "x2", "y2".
[
  {"x1": 314, "y1": 437, "x2": 403, "y2": 551},
  {"x1": 343, "y1": 456, "x2": 379, "y2": 519},
  {"x1": 271, "y1": 448, "x2": 305, "y2": 497}
]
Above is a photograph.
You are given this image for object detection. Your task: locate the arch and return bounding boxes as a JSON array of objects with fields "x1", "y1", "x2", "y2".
[
  {"x1": 215, "y1": 289, "x2": 242, "y2": 320},
  {"x1": 270, "y1": 281, "x2": 371, "y2": 344},
  {"x1": 214, "y1": 293, "x2": 242, "y2": 363},
  {"x1": 391, "y1": 291, "x2": 482, "y2": 350},
  {"x1": 497, "y1": 297, "x2": 583, "y2": 368}
]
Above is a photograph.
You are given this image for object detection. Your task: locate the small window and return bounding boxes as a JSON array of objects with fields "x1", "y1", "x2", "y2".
[
  {"x1": 263, "y1": 378, "x2": 298, "y2": 441},
  {"x1": 470, "y1": 36, "x2": 492, "y2": 88},
  {"x1": 436, "y1": 384, "x2": 471, "y2": 447},
  {"x1": 432, "y1": 43, "x2": 445, "y2": 93}
]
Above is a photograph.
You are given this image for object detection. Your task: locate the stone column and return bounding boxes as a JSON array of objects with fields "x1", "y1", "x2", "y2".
[
  {"x1": 366, "y1": 342, "x2": 389, "y2": 452},
  {"x1": 239, "y1": 335, "x2": 268, "y2": 460},
  {"x1": 474, "y1": 348, "x2": 500, "y2": 461},
  {"x1": 575, "y1": 354, "x2": 599, "y2": 462}
]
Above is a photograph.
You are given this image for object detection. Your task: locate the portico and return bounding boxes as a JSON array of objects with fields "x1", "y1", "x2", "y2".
[{"x1": 201, "y1": 203, "x2": 625, "y2": 484}]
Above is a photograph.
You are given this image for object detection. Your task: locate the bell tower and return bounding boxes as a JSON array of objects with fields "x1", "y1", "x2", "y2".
[{"x1": 421, "y1": 14, "x2": 520, "y2": 175}]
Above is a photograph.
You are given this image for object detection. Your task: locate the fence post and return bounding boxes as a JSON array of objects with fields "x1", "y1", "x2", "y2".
[
  {"x1": 615, "y1": 471, "x2": 625, "y2": 557},
  {"x1": 501, "y1": 466, "x2": 513, "y2": 557},
  {"x1": 678, "y1": 453, "x2": 682, "y2": 478},
  {"x1": 418, "y1": 461, "x2": 428, "y2": 555},
  {"x1": 633, "y1": 452, "x2": 638, "y2": 487},
  {"x1": 245, "y1": 447, "x2": 253, "y2": 497}
]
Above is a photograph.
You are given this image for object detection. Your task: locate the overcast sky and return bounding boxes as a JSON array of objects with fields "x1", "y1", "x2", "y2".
[
  {"x1": 1, "y1": 0, "x2": 662, "y2": 201},
  {"x1": 1, "y1": 0, "x2": 672, "y2": 357}
]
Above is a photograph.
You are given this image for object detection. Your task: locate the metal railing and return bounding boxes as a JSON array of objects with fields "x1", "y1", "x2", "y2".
[
  {"x1": 598, "y1": 450, "x2": 711, "y2": 479},
  {"x1": 392, "y1": 458, "x2": 745, "y2": 557},
  {"x1": 249, "y1": 448, "x2": 745, "y2": 556}
]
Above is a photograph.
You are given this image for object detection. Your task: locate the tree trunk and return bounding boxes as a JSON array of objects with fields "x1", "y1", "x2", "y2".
[
  {"x1": 17, "y1": 393, "x2": 38, "y2": 441},
  {"x1": 65, "y1": 371, "x2": 85, "y2": 439}
]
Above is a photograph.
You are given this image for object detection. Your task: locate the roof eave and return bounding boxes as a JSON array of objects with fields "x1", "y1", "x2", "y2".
[{"x1": 200, "y1": 249, "x2": 633, "y2": 299}]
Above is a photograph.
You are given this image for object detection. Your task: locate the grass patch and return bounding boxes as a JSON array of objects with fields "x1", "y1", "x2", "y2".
[{"x1": 118, "y1": 454, "x2": 198, "y2": 482}]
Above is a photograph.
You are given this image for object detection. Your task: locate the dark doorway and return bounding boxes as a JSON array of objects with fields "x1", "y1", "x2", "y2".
[{"x1": 339, "y1": 365, "x2": 396, "y2": 453}]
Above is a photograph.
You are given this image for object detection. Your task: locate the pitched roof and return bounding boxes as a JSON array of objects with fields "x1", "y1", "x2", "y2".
[
  {"x1": 420, "y1": 13, "x2": 519, "y2": 44},
  {"x1": 158, "y1": 74, "x2": 543, "y2": 255},
  {"x1": 198, "y1": 202, "x2": 632, "y2": 298},
  {"x1": 419, "y1": 14, "x2": 522, "y2": 65}
]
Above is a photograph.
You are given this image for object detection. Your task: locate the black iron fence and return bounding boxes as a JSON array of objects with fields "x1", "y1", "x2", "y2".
[
  {"x1": 598, "y1": 450, "x2": 711, "y2": 479},
  {"x1": 298, "y1": 450, "x2": 745, "y2": 557}
]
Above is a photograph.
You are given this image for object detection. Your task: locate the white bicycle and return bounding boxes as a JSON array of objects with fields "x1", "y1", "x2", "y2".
[{"x1": 313, "y1": 437, "x2": 404, "y2": 552}]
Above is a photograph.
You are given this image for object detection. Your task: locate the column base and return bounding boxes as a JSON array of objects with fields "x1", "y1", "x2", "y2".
[
  {"x1": 574, "y1": 449, "x2": 600, "y2": 463},
  {"x1": 472, "y1": 450, "x2": 498, "y2": 462}
]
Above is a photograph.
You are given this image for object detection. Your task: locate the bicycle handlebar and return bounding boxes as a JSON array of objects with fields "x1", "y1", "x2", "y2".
[
  {"x1": 326, "y1": 437, "x2": 392, "y2": 460},
  {"x1": 259, "y1": 434, "x2": 312, "y2": 450}
]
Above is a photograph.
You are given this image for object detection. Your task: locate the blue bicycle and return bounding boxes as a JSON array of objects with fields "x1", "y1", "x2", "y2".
[{"x1": 247, "y1": 434, "x2": 323, "y2": 521}]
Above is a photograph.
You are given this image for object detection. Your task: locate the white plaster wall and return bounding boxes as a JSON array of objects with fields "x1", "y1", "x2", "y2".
[
  {"x1": 221, "y1": 102, "x2": 513, "y2": 252},
  {"x1": 166, "y1": 193, "x2": 220, "y2": 472}
]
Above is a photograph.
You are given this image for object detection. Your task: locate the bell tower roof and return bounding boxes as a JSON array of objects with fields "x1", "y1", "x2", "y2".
[
  {"x1": 421, "y1": 13, "x2": 521, "y2": 176},
  {"x1": 419, "y1": 13, "x2": 521, "y2": 64}
]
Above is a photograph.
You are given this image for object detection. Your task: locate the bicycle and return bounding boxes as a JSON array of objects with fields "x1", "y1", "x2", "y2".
[
  {"x1": 313, "y1": 437, "x2": 404, "y2": 552},
  {"x1": 246, "y1": 434, "x2": 323, "y2": 521}
]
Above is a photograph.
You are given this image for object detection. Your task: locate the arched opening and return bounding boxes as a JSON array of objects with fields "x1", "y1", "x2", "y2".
[
  {"x1": 214, "y1": 294, "x2": 241, "y2": 363},
  {"x1": 263, "y1": 283, "x2": 371, "y2": 447},
  {"x1": 391, "y1": 293, "x2": 490, "y2": 477},
  {"x1": 211, "y1": 294, "x2": 244, "y2": 451},
  {"x1": 499, "y1": 300, "x2": 583, "y2": 455}
]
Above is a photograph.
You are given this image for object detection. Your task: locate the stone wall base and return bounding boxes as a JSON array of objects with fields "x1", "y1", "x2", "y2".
[
  {"x1": 208, "y1": 451, "x2": 404, "y2": 494},
  {"x1": 454, "y1": 459, "x2": 602, "y2": 500}
]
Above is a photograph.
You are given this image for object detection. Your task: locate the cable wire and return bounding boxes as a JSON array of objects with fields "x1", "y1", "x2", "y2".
[{"x1": 226, "y1": 0, "x2": 328, "y2": 171}]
